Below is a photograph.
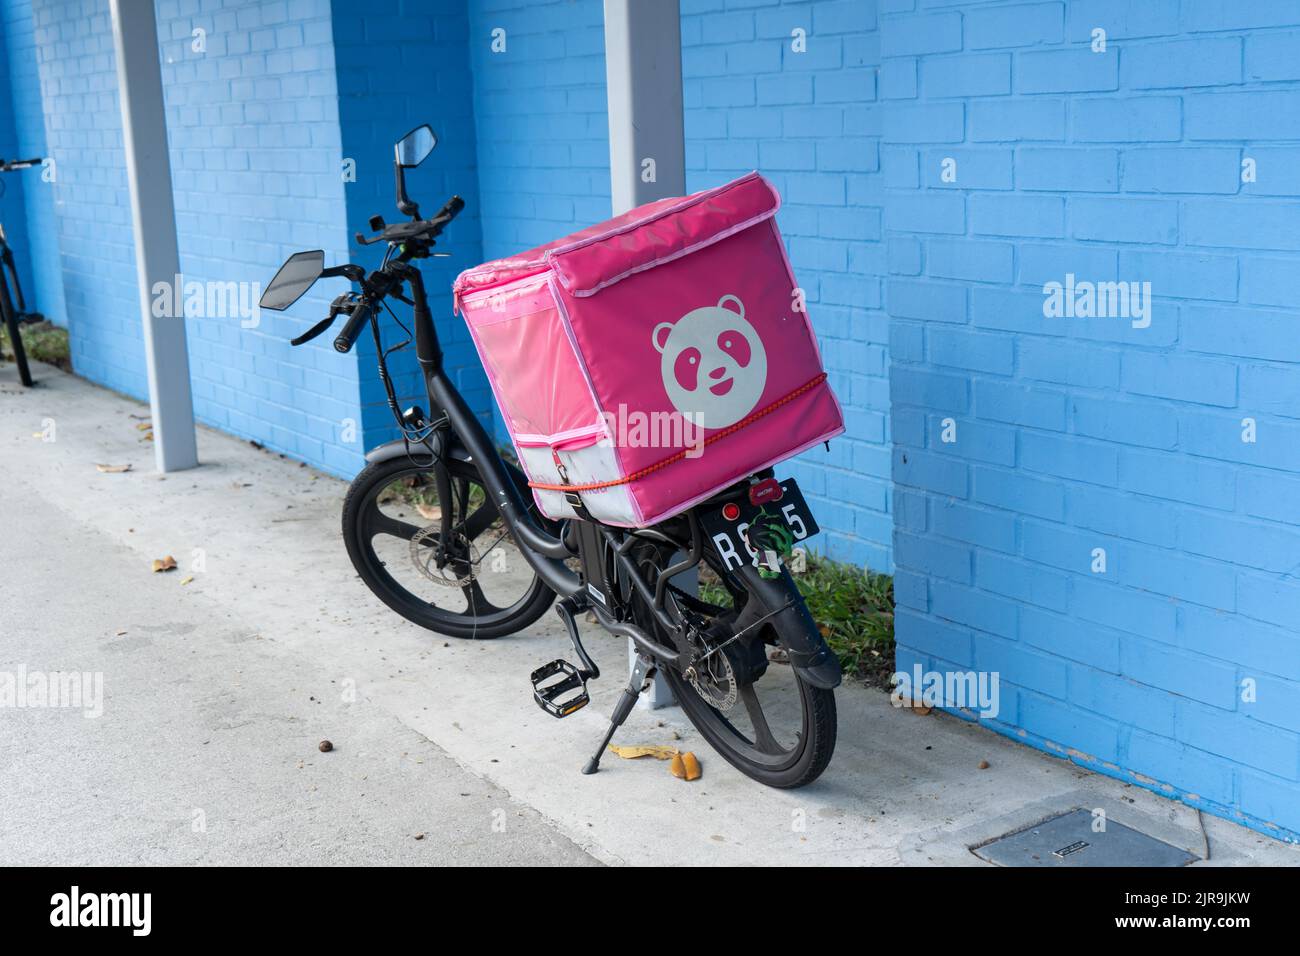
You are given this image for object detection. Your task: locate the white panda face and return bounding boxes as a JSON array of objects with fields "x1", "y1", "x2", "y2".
[{"x1": 652, "y1": 295, "x2": 767, "y2": 430}]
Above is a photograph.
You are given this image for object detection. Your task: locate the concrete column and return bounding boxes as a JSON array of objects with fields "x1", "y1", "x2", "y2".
[
  {"x1": 109, "y1": 0, "x2": 197, "y2": 472},
  {"x1": 604, "y1": 0, "x2": 686, "y2": 709}
]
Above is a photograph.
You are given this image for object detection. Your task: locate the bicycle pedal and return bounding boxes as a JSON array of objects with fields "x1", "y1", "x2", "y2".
[{"x1": 530, "y1": 659, "x2": 590, "y2": 719}]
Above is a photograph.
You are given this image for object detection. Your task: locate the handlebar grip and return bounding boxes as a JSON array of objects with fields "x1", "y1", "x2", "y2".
[
  {"x1": 333, "y1": 299, "x2": 374, "y2": 353},
  {"x1": 437, "y1": 195, "x2": 464, "y2": 220}
]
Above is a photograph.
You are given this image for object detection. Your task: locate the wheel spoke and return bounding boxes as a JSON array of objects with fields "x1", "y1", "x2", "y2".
[
  {"x1": 460, "y1": 500, "x2": 499, "y2": 541},
  {"x1": 365, "y1": 507, "x2": 424, "y2": 542},
  {"x1": 459, "y1": 578, "x2": 503, "y2": 617},
  {"x1": 738, "y1": 683, "x2": 786, "y2": 755}
]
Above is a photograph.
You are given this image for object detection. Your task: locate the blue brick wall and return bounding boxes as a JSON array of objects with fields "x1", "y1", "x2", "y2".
[
  {"x1": 154, "y1": 0, "x2": 364, "y2": 475},
  {"x1": 27, "y1": 0, "x2": 146, "y2": 394},
  {"x1": 0, "y1": 0, "x2": 64, "y2": 327},
  {"x1": 681, "y1": 0, "x2": 888, "y2": 570},
  {"x1": 332, "y1": 0, "x2": 493, "y2": 450},
  {"x1": 886, "y1": 0, "x2": 1300, "y2": 840}
]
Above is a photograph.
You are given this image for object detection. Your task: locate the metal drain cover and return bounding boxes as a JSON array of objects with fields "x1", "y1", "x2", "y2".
[{"x1": 973, "y1": 809, "x2": 1198, "y2": 867}]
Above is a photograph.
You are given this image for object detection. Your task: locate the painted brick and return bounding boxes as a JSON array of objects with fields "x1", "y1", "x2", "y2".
[
  {"x1": 1118, "y1": 449, "x2": 1235, "y2": 510},
  {"x1": 969, "y1": 98, "x2": 1065, "y2": 142},
  {"x1": 974, "y1": 379, "x2": 1065, "y2": 429},
  {"x1": 970, "y1": 194, "x2": 1064, "y2": 238},
  {"x1": 1121, "y1": 37, "x2": 1242, "y2": 89},
  {"x1": 931, "y1": 499, "x2": 1017, "y2": 553},
  {"x1": 1118, "y1": 250, "x2": 1237, "y2": 302},
  {"x1": 1020, "y1": 692, "x2": 1119, "y2": 761},
  {"x1": 885, "y1": 191, "x2": 965, "y2": 233},
  {"x1": 1121, "y1": 352, "x2": 1238, "y2": 407},
  {"x1": 881, "y1": 12, "x2": 961, "y2": 58},
  {"x1": 1183, "y1": 199, "x2": 1300, "y2": 252},
  {"x1": 925, "y1": 239, "x2": 1014, "y2": 284},
  {"x1": 1016, "y1": 48, "x2": 1117, "y2": 94},
  {"x1": 1069, "y1": 395, "x2": 1177, "y2": 449},
  {"x1": 922, "y1": 53, "x2": 1010, "y2": 98},
  {"x1": 1022, "y1": 607, "x2": 1120, "y2": 672},
  {"x1": 883, "y1": 101, "x2": 964, "y2": 143},
  {"x1": 921, "y1": 148, "x2": 1013, "y2": 189},
  {"x1": 964, "y1": 2, "x2": 1063, "y2": 50},
  {"x1": 1121, "y1": 147, "x2": 1241, "y2": 195},
  {"x1": 1017, "y1": 148, "x2": 1117, "y2": 192},
  {"x1": 1071, "y1": 96, "x2": 1181, "y2": 142},
  {"x1": 972, "y1": 465, "x2": 1065, "y2": 521},
  {"x1": 1065, "y1": 0, "x2": 1180, "y2": 42},
  {"x1": 1069, "y1": 197, "x2": 1178, "y2": 244},
  {"x1": 1186, "y1": 90, "x2": 1300, "y2": 140},
  {"x1": 975, "y1": 550, "x2": 1071, "y2": 612},
  {"x1": 1183, "y1": 305, "x2": 1300, "y2": 363}
]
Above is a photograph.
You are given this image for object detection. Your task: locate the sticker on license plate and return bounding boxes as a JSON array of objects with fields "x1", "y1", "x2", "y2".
[{"x1": 700, "y1": 479, "x2": 820, "y2": 572}]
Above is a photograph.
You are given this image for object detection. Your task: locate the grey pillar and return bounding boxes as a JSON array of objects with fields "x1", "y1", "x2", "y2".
[
  {"x1": 604, "y1": 0, "x2": 686, "y2": 709},
  {"x1": 110, "y1": 0, "x2": 198, "y2": 472}
]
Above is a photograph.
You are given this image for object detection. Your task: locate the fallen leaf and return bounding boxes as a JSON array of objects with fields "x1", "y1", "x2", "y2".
[
  {"x1": 151, "y1": 556, "x2": 178, "y2": 573},
  {"x1": 135, "y1": 422, "x2": 152, "y2": 431},
  {"x1": 179, "y1": 576, "x2": 194, "y2": 586},
  {"x1": 681, "y1": 752, "x2": 702, "y2": 781},
  {"x1": 95, "y1": 463, "x2": 132, "y2": 474},
  {"x1": 415, "y1": 502, "x2": 442, "y2": 520},
  {"x1": 607, "y1": 744, "x2": 678, "y2": 760},
  {"x1": 669, "y1": 752, "x2": 686, "y2": 778}
]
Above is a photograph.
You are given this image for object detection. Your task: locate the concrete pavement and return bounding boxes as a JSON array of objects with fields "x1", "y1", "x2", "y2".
[{"x1": 2, "y1": 363, "x2": 1297, "y2": 866}]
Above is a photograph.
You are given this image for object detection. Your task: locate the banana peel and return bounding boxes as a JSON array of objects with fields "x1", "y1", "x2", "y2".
[{"x1": 607, "y1": 743, "x2": 702, "y2": 781}]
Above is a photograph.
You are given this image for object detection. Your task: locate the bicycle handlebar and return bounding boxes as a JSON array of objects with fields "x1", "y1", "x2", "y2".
[{"x1": 333, "y1": 298, "x2": 376, "y2": 353}]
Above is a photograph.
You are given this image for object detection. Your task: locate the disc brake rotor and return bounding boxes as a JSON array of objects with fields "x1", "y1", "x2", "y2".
[
  {"x1": 685, "y1": 650, "x2": 739, "y2": 712},
  {"x1": 409, "y1": 525, "x2": 479, "y2": 588}
]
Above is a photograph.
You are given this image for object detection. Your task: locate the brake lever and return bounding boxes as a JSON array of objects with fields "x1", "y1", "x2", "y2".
[{"x1": 290, "y1": 310, "x2": 337, "y2": 347}]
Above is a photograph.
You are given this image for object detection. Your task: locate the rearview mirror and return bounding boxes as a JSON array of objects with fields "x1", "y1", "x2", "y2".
[
  {"x1": 261, "y1": 250, "x2": 324, "y2": 311},
  {"x1": 395, "y1": 125, "x2": 436, "y2": 168}
]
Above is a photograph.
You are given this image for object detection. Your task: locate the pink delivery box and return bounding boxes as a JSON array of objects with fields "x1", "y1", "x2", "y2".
[{"x1": 453, "y1": 171, "x2": 844, "y2": 528}]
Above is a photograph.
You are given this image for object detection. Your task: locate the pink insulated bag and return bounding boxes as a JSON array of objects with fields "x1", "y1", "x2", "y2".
[{"x1": 453, "y1": 172, "x2": 844, "y2": 528}]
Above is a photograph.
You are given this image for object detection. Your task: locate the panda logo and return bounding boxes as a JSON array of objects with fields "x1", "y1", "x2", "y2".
[{"x1": 652, "y1": 294, "x2": 768, "y2": 430}]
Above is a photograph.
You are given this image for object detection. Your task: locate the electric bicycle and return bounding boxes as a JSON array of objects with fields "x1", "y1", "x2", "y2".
[{"x1": 260, "y1": 126, "x2": 842, "y2": 787}]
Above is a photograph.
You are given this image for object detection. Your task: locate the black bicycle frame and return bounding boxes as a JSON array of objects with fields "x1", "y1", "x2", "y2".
[
  {"x1": 395, "y1": 267, "x2": 693, "y2": 666},
  {"x1": 362, "y1": 252, "x2": 839, "y2": 688}
]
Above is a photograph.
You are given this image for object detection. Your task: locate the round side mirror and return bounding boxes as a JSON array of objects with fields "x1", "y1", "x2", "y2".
[{"x1": 395, "y1": 125, "x2": 437, "y2": 168}]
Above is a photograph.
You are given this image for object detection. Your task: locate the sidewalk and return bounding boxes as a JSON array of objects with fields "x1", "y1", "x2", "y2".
[{"x1": 3, "y1": 364, "x2": 1296, "y2": 866}]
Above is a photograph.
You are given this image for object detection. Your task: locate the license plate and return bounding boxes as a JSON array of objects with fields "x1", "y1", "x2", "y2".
[{"x1": 699, "y1": 479, "x2": 820, "y2": 572}]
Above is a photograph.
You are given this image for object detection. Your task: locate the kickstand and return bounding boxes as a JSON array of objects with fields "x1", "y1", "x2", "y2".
[{"x1": 581, "y1": 653, "x2": 656, "y2": 776}]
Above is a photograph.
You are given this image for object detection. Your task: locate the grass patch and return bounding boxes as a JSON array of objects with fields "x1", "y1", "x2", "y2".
[
  {"x1": 700, "y1": 555, "x2": 895, "y2": 688},
  {"x1": 1, "y1": 320, "x2": 72, "y2": 372}
]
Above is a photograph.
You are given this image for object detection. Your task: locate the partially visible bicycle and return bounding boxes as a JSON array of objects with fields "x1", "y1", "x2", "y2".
[{"x1": 0, "y1": 156, "x2": 45, "y2": 387}]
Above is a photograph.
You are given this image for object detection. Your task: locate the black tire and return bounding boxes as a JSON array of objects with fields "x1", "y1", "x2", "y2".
[
  {"x1": 0, "y1": 274, "x2": 33, "y2": 387},
  {"x1": 627, "y1": 542, "x2": 837, "y2": 789},
  {"x1": 342, "y1": 453, "x2": 555, "y2": 639},
  {"x1": 664, "y1": 666, "x2": 837, "y2": 789}
]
